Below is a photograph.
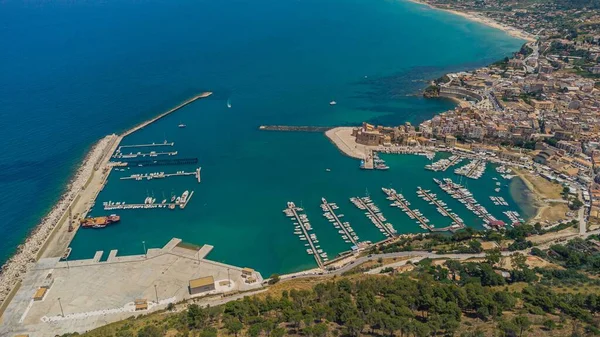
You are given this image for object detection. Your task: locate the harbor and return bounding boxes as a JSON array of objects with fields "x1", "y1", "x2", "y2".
[
  {"x1": 112, "y1": 150, "x2": 178, "y2": 159},
  {"x1": 284, "y1": 202, "x2": 326, "y2": 268},
  {"x1": 454, "y1": 158, "x2": 486, "y2": 179},
  {"x1": 320, "y1": 198, "x2": 360, "y2": 248},
  {"x1": 350, "y1": 195, "x2": 396, "y2": 237},
  {"x1": 117, "y1": 140, "x2": 175, "y2": 150}
]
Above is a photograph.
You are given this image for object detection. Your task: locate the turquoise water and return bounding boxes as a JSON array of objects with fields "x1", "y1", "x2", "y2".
[{"x1": 0, "y1": 0, "x2": 524, "y2": 273}]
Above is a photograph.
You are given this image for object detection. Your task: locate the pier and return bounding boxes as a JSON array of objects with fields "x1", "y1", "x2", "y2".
[
  {"x1": 435, "y1": 178, "x2": 505, "y2": 229},
  {"x1": 117, "y1": 141, "x2": 174, "y2": 151},
  {"x1": 103, "y1": 191, "x2": 194, "y2": 211},
  {"x1": 119, "y1": 167, "x2": 201, "y2": 182},
  {"x1": 455, "y1": 159, "x2": 486, "y2": 179},
  {"x1": 258, "y1": 125, "x2": 333, "y2": 132},
  {"x1": 350, "y1": 196, "x2": 396, "y2": 237},
  {"x1": 112, "y1": 150, "x2": 178, "y2": 159},
  {"x1": 321, "y1": 198, "x2": 359, "y2": 247},
  {"x1": 425, "y1": 155, "x2": 462, "y2": 172},
  {"x1": 382, "y1": 188, "x2": 438, "y2": 232},
  {"x1": 113, "y1": 157, "x2": 198, "y2": 167},
  {"x1": 416, "y1": 187, "x2": 465, "y2": 232},
  {"x1": 122, "y1": 92, "x2": 212, "y2": 137},
  {"x1": 283, "y1": 202, "x2": 325, "y2": 269}
]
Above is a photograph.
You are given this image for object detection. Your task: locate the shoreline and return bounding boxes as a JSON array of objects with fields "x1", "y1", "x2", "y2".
[
  {"x1": 0, "y1": 92, "x2": 213, "y2": 311},
  {"x1": 325, "y1": 127, "x2": 371, "y2": 160},
  {"x1": 404, "y1": 0, "x2": 536, "y2": 43}
]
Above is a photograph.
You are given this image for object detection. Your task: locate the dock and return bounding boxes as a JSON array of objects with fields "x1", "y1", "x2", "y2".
[
  {"x1": 435, "y1": 178, "x2": 505, "y2": 229},
  {"x1": 112, "y1": 157, "x2": 198, "y2": 167},
  {"x1": 425, "y1": 155, "x2": 462, "y2": 172},
  {"x1": 350, "y1": 196, "x2": 396, "y2": 237},
  {"x1": 416, "y1": 187, "x2": 465, "y2": 232},
  {"x1": 117, "y1": 141, "x2": 175, "y2": 151},
  {"x1": 258, "y1": 125, "x2": 333, "y2": 132},
  {"x1": 360, "y1": 150, "x2": 375, "y2": 170},
  {"x1": 283, "y1": 202, "x2": 325, "y2": 269},
  {"x1": 320, "y1": 198, "x2": 359, "y2": 247},
  {"x1": 382, "y1": 187, "x2": 438, "y2": 232},
  {"x1": 119, "y1": 167, "x2": 201, "y2": 182},
  {"x1": 455, "y1": 159, "x2": 486, "y2": 179},
  {"x1": 112, "y1": 150, "x2": 178, "y2": 159},
  {"x1": 103, "y1": 191, "x2": 194, "y2": 211}
]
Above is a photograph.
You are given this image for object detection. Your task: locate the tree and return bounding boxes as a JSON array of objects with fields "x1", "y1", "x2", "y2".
[
  {"x1": 137, "y1": 326, "x2": 162, "y2": 337},
  {"x1": 312, "y1": 323, "x2": 328, "y2": 337},
  {"x1": 345, "y1": 316, "x2": 364, "y2": 337},
  {"x1": 199, "y1": 327, "x2": 217, "y2": 337},
  {"x1": 543, "y1": 319, "x2": 556, "y2": 331},
  {"x1": 511, "y1": 253, "x2": 527, "y2": 270},
  {"x1": 513, "y1": 315, "x2": 531, "y2": 337},
  {"x1": 224, "y1": 318, "x2": 243, "y2": 336},
  {"x1": 268, "y1": 274, "x2": 281, "y2": 285},
  {"x1": 271, "y1": 327, "x2": 286, "y2": 337},
  {"x1": 486, "y1": 248, "x2": 502, "y2": 266}
]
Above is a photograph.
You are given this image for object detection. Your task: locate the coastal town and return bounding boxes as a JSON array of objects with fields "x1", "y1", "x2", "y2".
[{"x1": 3, "y1": 0, "x2": 600, "y2": 336}]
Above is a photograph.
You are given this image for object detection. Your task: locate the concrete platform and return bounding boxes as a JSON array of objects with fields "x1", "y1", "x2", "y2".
[{"x1": 0, "y1": 238, "x2": 263, "y2": 337}]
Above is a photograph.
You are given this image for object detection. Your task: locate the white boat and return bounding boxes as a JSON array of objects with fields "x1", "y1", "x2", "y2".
[
  {"x1": 329, "y1": 100, "x2": 337, "y2": 105},
  {"x1": 178, "y1": 123, "x2": 186, "y2": 128},
  {"x1": 227, "y1": 99, "x2": 232, "y2": 108}
]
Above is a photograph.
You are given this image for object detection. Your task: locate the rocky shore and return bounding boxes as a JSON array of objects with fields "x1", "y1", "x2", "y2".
[{"x1": 0, "y1": 134, "x2": 117, "y2": 308}]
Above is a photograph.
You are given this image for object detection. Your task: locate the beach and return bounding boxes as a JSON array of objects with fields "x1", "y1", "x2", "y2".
[
  {"x1": 405, "y1": 0, "x2": 536, "y2": 42},
  {"x1": 325, "y1": 127, "x2": 370, "y2": 159}
]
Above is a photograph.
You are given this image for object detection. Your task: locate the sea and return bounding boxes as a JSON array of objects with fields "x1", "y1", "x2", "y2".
[{"x1": 0, "y1": 0, "x2": 527, "y2": 276}]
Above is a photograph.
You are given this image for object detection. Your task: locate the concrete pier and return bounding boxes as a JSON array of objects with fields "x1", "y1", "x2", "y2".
[
  {"x1": 285, "y1": 204, "x2": 324, "y2": 269},
  {"x1": 321, "y1": 198, "x2": 358, "y2": 246},
  {"x1": 417, "y1": 187, "x2": 465, "y2": 232},
  {"x1": 118, "y1": 141, "x2": 175, "y2": 150},
  {"x1": 350, "y1": 196, "x2": 395, "y2": 237}
]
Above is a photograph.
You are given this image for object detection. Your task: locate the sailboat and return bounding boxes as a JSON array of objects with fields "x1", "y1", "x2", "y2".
[{"x1": 227, "y1": 99, "x2": 232, "y2": 108}]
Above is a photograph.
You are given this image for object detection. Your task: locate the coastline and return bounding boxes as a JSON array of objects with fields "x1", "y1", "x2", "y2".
[
  {"x1": 0, "y1": 92, "x2": 213, "y2": 311},
  {"x1": 325, "y1": 127, "x2": 370, "y2": 160},
  {"x1": 404, "y1": 0, "x2": 536, "y2": 43}
]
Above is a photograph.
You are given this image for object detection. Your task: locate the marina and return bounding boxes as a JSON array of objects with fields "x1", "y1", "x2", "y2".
[
  {"x1": 425, "y1": 154, "x2": 462, "y2": 172},
  {"x1": 119, "y1": 167, "x2": 201, "y2": 182},
  {"x1": 454, "y1": 159, "x2": 486, "y2": 179},
  {"x1": 435, "y1": 178, "x2": 507, "y2": 229},
  {"x1": 112, "y1": 150, "x2": 178, "y2": 159},
  {"x1": 102, "y1": 190, "x2": 194, "y2": 210},
  {"x1": 283, "y1": 202, "x2": 325, "y2": 268},
  {"x1": 113, "y1": 157, "x2": 199, "y2": 167},
  {"x1": 320, "y1": 198, "x2": 359, "y2": 247},
  {"x1": 350, "y1": 195, "x2": 396, "y2": 237}
]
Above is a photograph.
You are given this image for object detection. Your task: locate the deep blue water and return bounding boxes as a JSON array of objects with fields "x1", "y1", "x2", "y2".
[{"x1": 0, "y1": 0, "x2": 523, "y2": 272}]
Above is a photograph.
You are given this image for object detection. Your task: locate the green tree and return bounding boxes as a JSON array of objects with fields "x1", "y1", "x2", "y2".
[
  {"x1": 543, "y1": 319, "x2": 556, "y2": 331},
  {"x1": 199, "y1": 327, "x2": 217, "y2": 337},
  {"x1": 137, "y1": 325, "x2": 162, "y2": 337},
  {"x1": 486, "y1": 248, "x2": 502, "y2": 266},
  {"x1": 268, "y1": 274, "x2": 281, "y2": 285},
  {"x1": 271, "y1": 327, "x2": 286, "y2": 337},
  {"x1": 511, "y1": 253, "x2": 527, "y2": 270},
  {"x1": 345, "y1": 316, "x2": 364, "y2": 337},
  {"x1": 513, "y1": 315, "x2": 531, "y2": 337},
  {"x1": 224, "y1": 318, "x2": 243, "y2": 336}
]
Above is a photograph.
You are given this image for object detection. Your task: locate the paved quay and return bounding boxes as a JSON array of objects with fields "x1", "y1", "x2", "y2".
[{"x1": 0, "y1": 238, "x2": 263, "y2": 337}]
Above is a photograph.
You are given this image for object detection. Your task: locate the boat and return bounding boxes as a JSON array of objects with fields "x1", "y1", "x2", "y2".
[
  {"x1": 61, "y1": 247, "x2": 72, "y2": 260},
  {"x1": 178, "y1": 123, "x2": 186, "y2": 128},
  {"x1": 181, "y1": 190, "x2": 190, "y2": 203},
  {"x1": 329, "y1": 101, "x2": 337, "y2": 105},
  {"x1": 227, "y1": 99, "x2": 232, "y2": 108},
  {"x1": 80, "y1": 214, "x2": 120, "y2": 229}
]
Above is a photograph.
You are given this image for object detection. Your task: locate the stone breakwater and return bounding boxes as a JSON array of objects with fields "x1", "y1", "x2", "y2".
[{"x1": 0, "y1": 134, "x2": 117, "y2": 308}]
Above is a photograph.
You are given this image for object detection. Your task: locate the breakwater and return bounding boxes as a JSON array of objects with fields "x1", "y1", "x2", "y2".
[{"x1": 259, "y1": 125, "x2": 334, "y2": 132}]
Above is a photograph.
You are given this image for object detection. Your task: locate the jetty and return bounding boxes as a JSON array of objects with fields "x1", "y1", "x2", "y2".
[
  {"x1": 321, "y1": 198, "x2": 359, "y2": 247},
  {"x1": 416, "y1": 186, "x2": 465, "y2": 232},
  {"x1": 425, "y1": 155, "x2": 462, "y2": 172},
  {"x1": 119, "y1": 167, "x2": 201, "y2": 182},
  {"x1": 123, "y1": 92, "x2": 212, "y2": 137},
  {"x1": 112, "y1": 150, "x2": 178, "y2": 159},
  {"x1": 114, "y1": 157, "x2": 198, "y2": 167},
  {"x1": 455, "y1": 159, "x2": 486, "y2": 179},
  {"x1": 103, "y1": 191, "x2": 194, "y2": 211},
  {"x1": 117, "y1": 141, "x2": 175, "y2": 151},
  {"x1": 283, "y1": 202, "x2": 325, "y2": 268},
  {"x1": 383, "y1": 187, "x2": 437, "y2": 232},
  {"x1": 258, "y1": 125, "x2": 333, "y2": 132},
  {"x1": 435, "y1": 178, "x2": 506, "y2": 229},
  {"x1": 350, "y1": 196, "x2": 396, "y2": 237}
]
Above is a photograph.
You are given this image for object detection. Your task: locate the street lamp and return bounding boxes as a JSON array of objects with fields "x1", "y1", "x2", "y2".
[
  {"x1": 142, "y1": 241, "x2": 147, "y2": 258},
  {"x1": 58, "y1": 297, "x2": 65, "y2": 317},
  {"x1": 154, "y1": 284, "x2": 159, "y2": 304}
]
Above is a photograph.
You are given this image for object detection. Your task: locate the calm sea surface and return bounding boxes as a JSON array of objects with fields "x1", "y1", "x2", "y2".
[{"x1": 0, "y1": 0, "x2": 525, "y2": 275}]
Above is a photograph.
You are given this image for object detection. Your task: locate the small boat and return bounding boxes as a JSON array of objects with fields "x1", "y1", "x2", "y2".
[
  {"x1": 329, "y1": 101, "x2": 337, "y2": 105},
  {"x1": 227, "y1": 99, "x2": 232, "y2": 108},
  {"x1": 178, "y1": 123, "x2": 186, "y2": 128},
  {"x1": 326, "y1": 168, "x2": 331, "y2": 172}
]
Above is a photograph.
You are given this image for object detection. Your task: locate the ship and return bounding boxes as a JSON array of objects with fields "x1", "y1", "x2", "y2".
[{"x1": 80, "y1": 214, "x2": 120, "y2": 229}]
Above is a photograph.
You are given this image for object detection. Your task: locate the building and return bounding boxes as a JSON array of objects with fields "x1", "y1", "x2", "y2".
[
  {"x1": 530, "y1": 99, "x2": 555, "y2": 110},
  {"x1": 134, "y1": 299, "x2": 148, "y2": 311},
  {"x1": 32, "y1": 287, "x2": 47, "y2": 301},
  {"x1": 189, "y1": 276, "x2": 215, "y2": 295},
  {"x1": 445, "y1": 135, "x2": 457, "y2": 147}
]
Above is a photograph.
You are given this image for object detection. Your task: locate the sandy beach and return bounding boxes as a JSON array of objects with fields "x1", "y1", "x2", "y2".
[
  {"x1": 325, "y1": 127, "x2": 371, "y2": 159},
  {"x1": 405, "y1": 0, "x2": 536, "y2": 43}
]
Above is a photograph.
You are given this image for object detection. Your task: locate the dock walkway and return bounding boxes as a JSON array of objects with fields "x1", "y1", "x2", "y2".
[
  {"x1": 321, "y1": 198, "x2": 358, "y2": 246},
  {"x1": 350, "y1": 196, "x2": 395, "y2": 237},
  {"x1": 382, "y1": 188, "x2": 436, "y2": 232},
  {"x1": 284, "y1": 203, "x2": 324, "y2": 269},
  {"x1": 417, "y1": 187, "x2": 465, "y2": 232}
]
